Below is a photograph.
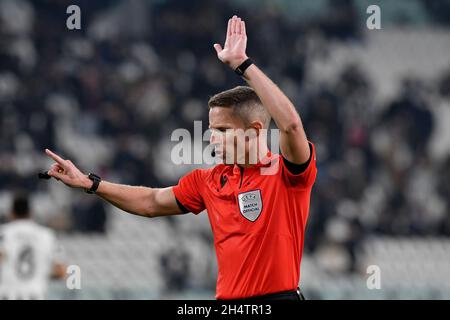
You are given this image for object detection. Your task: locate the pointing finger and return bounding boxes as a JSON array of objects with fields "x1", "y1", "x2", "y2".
[{"x1": 45, "y1": 149, "x2": 67, "y2": 167}]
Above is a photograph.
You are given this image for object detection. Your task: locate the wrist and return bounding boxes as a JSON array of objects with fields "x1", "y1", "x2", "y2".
[
  {"x1": 233, "y1": 57, "x2": 253, "y2": 77},
  {"x1": 229, "y1": 55, "x2": 249, "y2": 70},
  {"x1": 84, "y1": 173, "x2": 102, "y2": 194},
  {"x1": 81, "y1": 175, "x2": 92, "y2": 190}
]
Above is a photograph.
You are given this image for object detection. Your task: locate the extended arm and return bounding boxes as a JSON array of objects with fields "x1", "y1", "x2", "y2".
[
  {"x1": 214, "y1": 15, "x2": 310, "y2": 164},
  {"x1": 44, "y1": 149, "x2": 183, "y2": 218}
]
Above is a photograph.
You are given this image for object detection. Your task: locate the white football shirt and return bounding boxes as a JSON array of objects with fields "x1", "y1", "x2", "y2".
[{"x1": 0, "y1": 220, "x2": 60, "y2": 300}]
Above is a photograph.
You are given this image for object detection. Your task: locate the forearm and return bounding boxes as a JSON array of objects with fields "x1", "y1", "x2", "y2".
[
  {"x1": 44, "y1": 149, "x2": 177, "y2": 217},
  {"x1": 93, "y1": 179, "x2": 155, "y2": 217},
  {"x1": 243, "y1": 64, "x2": 303, "y2": 132},
  {"x1": 213, "y1": 15, "x2": 305, "y2": 135},
  {"x1": 243, "y1": 63, "x2": 310, "y2": 163}
]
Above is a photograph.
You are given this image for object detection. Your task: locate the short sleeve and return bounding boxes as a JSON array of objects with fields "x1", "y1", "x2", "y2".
[
  {"x1": 281, "y1": 142, "x2": 318, "y2": 188},
  {"x1": 172, "y1": 169, "x2": 206, "y2": 214}
]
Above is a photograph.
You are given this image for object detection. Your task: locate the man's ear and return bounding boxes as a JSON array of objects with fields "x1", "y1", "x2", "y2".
[
  {"x1": 243, "y1": 121, "x2": 263, "y2": 142},
  {"x1": 249, "y1": 121, "x2": 264, "y2": 135}
]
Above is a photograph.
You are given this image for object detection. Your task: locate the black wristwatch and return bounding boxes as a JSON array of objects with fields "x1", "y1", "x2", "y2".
[
  {"x1": 85, "y1": 173, "x2": 101, "y2": 194},
  {"x1": 234, "y1": 58, "x2": 253, "y2": 76}
]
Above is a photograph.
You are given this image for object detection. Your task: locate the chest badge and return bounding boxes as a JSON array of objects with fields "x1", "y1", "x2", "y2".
[{"x1": 237, "y1": 190, "x2": 263, "y2": 222}]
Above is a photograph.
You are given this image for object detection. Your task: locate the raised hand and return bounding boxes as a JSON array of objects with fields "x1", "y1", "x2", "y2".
[
  {"x1": 214, "y1": 15, "x2": 248, "y2": 70},
  {"x1": 44, "y1": 149, "x2": 91, "y2": 189}
]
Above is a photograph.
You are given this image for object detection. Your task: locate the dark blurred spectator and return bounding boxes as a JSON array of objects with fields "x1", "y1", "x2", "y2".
[
  {"x1": 160, "y1": 245, "x2": 190, "y2": 293},
  {"x1": 71, "y1": 196, "x2": 107, "y2": 233}
]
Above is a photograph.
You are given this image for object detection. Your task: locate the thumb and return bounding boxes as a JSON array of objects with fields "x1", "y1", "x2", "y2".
[{"x1": 213, "y1": 43, "x2": 222, "y2": 54}]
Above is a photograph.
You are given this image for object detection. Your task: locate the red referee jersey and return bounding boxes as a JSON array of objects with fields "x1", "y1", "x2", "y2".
[{"x1": 172, "y1": 142, "x2": 317, "y2": 299}]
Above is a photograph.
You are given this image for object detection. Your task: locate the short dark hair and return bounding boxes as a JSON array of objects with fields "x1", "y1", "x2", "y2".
[
  {"x1": 208, "y1": 86, "x2": 271, "y2": 128},
  {"x1": 12, "y1": 192, "x2": 30, "y2": 218}
]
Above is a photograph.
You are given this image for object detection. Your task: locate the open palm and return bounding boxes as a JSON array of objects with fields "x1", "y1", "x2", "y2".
[{"x1": 214, "y1": 15, "x2": 248, "y2": 70}]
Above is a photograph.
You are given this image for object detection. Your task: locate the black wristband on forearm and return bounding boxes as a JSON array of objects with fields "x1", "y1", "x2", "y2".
[
  {"x1": 235, "y1": 58, "x2": 253, "y2": 76},
  {"x1": 85, "y1": 173, "x2": 101, "y2": 194}
]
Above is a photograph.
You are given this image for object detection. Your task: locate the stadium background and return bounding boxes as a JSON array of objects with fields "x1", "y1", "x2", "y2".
[{"x1": 1, "y1": 0, "x2": 450, "y2": 299}]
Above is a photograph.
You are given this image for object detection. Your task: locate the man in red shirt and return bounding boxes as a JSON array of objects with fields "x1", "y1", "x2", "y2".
[{"x1": 44, "y1": 15, "x2": 317, "y2": 300}]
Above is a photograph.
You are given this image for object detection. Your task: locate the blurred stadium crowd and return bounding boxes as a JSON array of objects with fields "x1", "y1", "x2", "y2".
[{"x1": 1, "y1": 0, "x2": 450, "y2": 298}]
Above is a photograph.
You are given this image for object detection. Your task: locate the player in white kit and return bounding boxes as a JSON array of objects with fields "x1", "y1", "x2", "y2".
[{"x1": 0, "y1": 193, "x2": 65, "y2": 300}]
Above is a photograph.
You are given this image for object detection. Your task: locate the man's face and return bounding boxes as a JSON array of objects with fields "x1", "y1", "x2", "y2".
[{"x1": 209, "y1": 107, "x2": 250, "y2": 165}]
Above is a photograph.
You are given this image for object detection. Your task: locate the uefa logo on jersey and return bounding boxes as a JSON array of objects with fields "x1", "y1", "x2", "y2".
[{"x1": 238, "y1": 190, "x2": 263, "y2": 222}]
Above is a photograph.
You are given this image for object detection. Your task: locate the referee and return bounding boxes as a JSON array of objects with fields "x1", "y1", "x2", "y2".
[{"x1": 44, "y1": 15, "x2": 317, "y2": 301}]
